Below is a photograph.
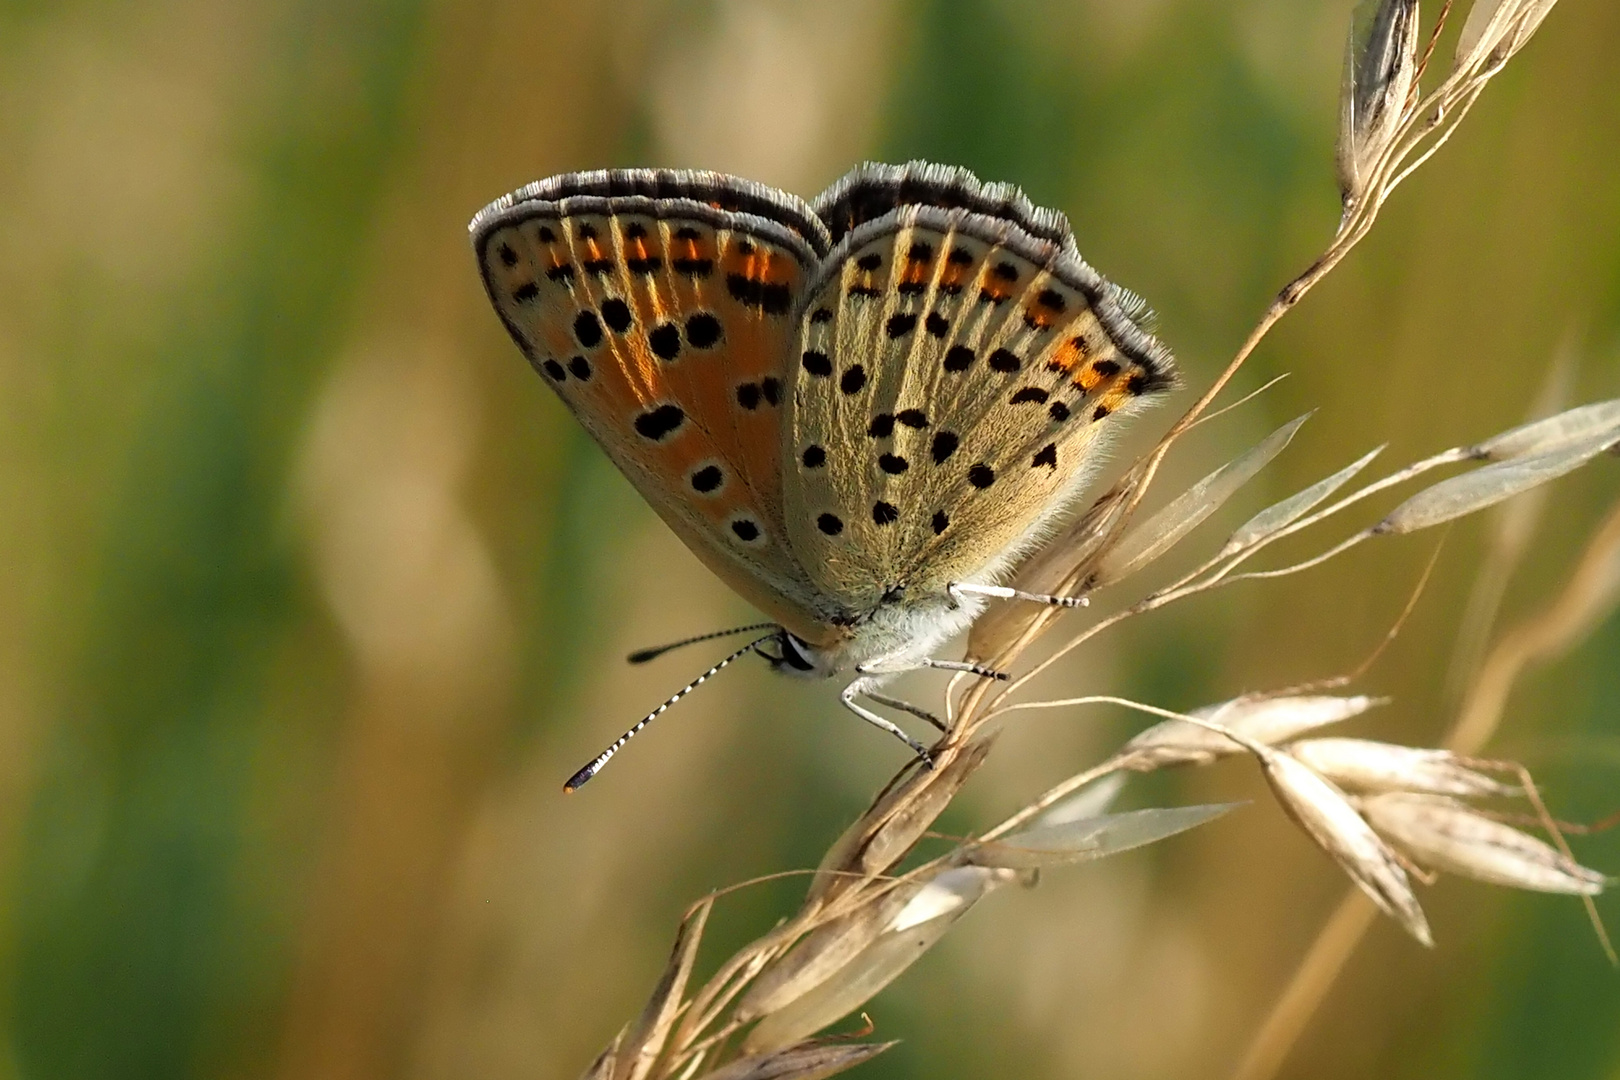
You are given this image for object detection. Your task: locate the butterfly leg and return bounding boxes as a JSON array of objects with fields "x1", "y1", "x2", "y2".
[
  {"x1": 948, "y1": 582, "x2": 1090, "y2": 609},
  {"x1": 860, "y1": 689, "x2": 947, "y2": 732},
  {"x1": 920, "y1": 658, "x2": 1009, "y2": 680},
  {"x1": 840, "y1": 681, "x2": 935, "y2": 762}
]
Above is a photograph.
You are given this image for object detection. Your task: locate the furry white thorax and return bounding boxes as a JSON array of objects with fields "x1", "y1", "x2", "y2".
[{"x1": 778, "y1": 587, "x2": 988, "y2": 680}]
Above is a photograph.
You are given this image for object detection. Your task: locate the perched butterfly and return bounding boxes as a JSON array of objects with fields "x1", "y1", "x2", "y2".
[{"x1": 470, "y1": 162, "x2": 1174, "y2": 789}]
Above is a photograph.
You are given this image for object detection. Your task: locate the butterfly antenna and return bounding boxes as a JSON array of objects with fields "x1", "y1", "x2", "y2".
[
  {"x1": 626, "y1": 622, "x2": 780, "y2": 664},
  {"x1": 565, "y1": 633, "x2": 778, "y2": 792}
]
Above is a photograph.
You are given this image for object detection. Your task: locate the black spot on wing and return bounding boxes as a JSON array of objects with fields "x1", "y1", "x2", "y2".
[
  {"x1": 878, "y1": 453, "x2": 908, "y2": 475},
  {"x1": 943, "y1": 346, "x2": 974, "y2": 372},
  {"x1": 840, "y1": 366, "x2": 867, "y2": 395},
  {"x1": 649, "y1": 323, "x2": 681, "y2": 361},
  {"x1": 601, "y1": 298, "x2": 632, "y2": 333},
  {"x1": 1032, "y1": 443, "x2": 1058, "y2": 470},
  {"x1": 988, "y1": 349, "x2": 1021, "y2": 373},
  {"x1": 542, "y1": 359, "x2": 565, "y2": 381},
  {"x1": 885, "y1": 312, "x2": 917, "y2": 338},
  {"x1": 512, "y1": 281, "x2": 539, "y2": 303},
  {"x1": 868, "y1": 413, "x2": 895, "y2": 438},
  {"x1": 872, "y1": 501, "x2": 899, "y2": 526},
  {"x1": 727, "y1": 273, "x2": 792, "y2": 314},
  {"x1": 896, "y1": 409, "x2": 928, "y2": 428},
  {"x1": 634, "y1": 404, "x2": 685, "y2": 441},
  {"x1": 673, "y1": 256, "x2": 714, "y2": 276},
  {"x1": 968, "y1": 463, "x2": 996, "y2": 488},
  {"x1": 817, "y1": 513, "x2": 844, "y2": 536},
  {"x1": 930, "y1": 431, "x2": 959, "y2": 464},
  {"x1": 801, "y1": 445, "x2": 826, "y2": 468},
  {"x1": 567, "y1": 355, "x2": 591, "y2": 380},
  {"x1": 685, "y1": 312, "x2": 723, "y2": 348},
  {"x1": 574, "y1": 311, "x2": 603, "y2": 348},
  {"x1": 1010, "y1": 386, "x2": 1048, "y2": 404},
  {"x1": 802, "y1": 350, "x2": 833, "y2": 377},
  {"x1": 932, "y1": 509, "x2": 949, "y2": 534},
  {"x1": 691, "y1": 465, "x2": 723, "y2": 493}
]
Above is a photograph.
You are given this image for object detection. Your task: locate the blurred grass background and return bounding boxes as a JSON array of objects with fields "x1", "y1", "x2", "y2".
[{"x1": 1, "y1": 1, "x2": 1617, "y2": 1078}]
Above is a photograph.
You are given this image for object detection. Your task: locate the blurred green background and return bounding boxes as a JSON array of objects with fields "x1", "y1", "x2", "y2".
[{"x1": 1, "y1": 1, "x2": 1617, "y2": 1078}]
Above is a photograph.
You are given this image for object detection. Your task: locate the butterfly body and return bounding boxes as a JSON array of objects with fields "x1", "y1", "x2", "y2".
[{"x1": 471, "y1": 163, "x2": 1173, "y2": 772}]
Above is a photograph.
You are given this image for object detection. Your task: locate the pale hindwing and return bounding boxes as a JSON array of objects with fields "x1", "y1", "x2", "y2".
[
  {"x1": 474, "y1": 194, "x2": 835, "y2": 640},
  {"x1": 783, "y1": 210, "x2": 1171, "y2": 610}
]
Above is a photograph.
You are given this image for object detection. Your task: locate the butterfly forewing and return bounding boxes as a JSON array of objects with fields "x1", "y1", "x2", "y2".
[
  {"x1": 783, "y1": 203, "x2": 1173, "y2": 608},
  {"x1": 472, "y1": 176, "x2": 840, "y2": 640}
]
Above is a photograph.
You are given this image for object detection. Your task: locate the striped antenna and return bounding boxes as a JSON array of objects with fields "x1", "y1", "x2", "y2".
[
  {"x1": 564, "y1": 633, "x2": 778, "y2": 792},
  {"x1": 626, "y1": 622, "x2": 779, "y2": 664}
]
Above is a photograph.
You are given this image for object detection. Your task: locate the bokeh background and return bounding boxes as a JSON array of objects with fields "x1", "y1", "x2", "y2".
[{"x1": 2, "y1": 1, "x2": 1618, "y2": 1078}]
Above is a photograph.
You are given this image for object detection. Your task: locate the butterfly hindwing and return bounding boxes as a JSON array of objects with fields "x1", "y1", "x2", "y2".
[
  {"x1": 472, "y1": 171, "x2": 842, "y2": 640},
  {"x1": 782, "y1": 192, "x2": 1173, "y2": 610}
]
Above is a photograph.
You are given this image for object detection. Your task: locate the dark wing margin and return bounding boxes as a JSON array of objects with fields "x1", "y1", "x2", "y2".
[{"x1": 470, "y1": 168, "x2": 833, "y2": 259}]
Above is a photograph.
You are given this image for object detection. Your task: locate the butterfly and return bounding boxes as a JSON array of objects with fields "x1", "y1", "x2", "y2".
[{"x1": 469, "y1": 161, "x2": 1174, "y2": 789}]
